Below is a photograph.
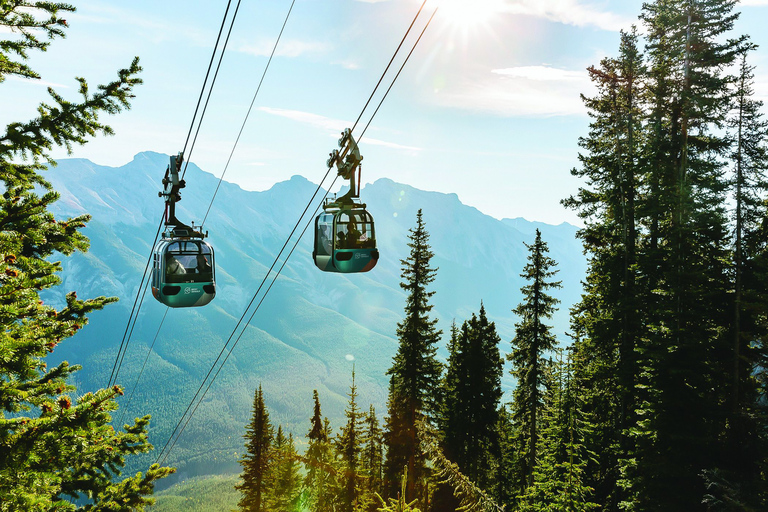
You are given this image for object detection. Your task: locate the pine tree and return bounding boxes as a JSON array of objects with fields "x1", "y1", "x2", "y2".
[
  {"x1": 492, "y1": 404, "x2": 516, "y2": 510},
  {"x1": 508, "y1": 229, "x2": 562, "y2": 492},
  {"x1": 266, "y1": 427, "x2": 302, "y2": 512},
  {"x1": 361, "y1": 405, "x2": 384, "y2": 511},
  {"x1": 0, "y1": 4, "x2": 173, "y2": 510},
  {"x1": 723, "y1": 44, "x2": 768, "y2": 504},
  {"x1": 440, "y1": 305, "x2": 503, "y2": 487},
  {"x1": 384, "y1": 209, "x2": 442, "y2": 505},
  {"x1": 303, "y1": 390, "x2": 339, "y2": 512},
  {"x1": 336, "y1": 368, "x2": 364, "y2": 512},
  {"x1": 563, "y1": 1, "x2": 764, "y2": 508},
  {"x1": 237, "y1": 385, "x2": 274, "y2": 512},
  {"x1": 625, "y1": 1, "x2": 746, "y2": 508},
  {"x1": 520, "y1": 351, "x2": 598, "y2": 512},
  {"x1": 440, "y1": 321, "x2": 468, "y2": 467},
  {"x1": 562, "y1": 28, "x2": 645, "y2": 508}
]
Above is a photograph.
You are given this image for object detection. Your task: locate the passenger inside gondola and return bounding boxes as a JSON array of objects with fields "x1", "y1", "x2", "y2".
[
  {"x1": 166, "y1": 254, "x2": 186, "y2": 276},
  {"x1": 347, "y1": 221, "x2": 361, "y2": 248},
  {"x1": 197, "y1": 254, "x2": 212, "y2": 273}
]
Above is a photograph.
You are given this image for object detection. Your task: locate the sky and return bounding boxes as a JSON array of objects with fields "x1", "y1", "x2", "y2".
[{"x1": 3, "y1": 0, "x2": 768, "y2": 226}]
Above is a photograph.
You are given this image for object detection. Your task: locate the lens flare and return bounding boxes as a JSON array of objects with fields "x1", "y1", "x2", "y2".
[{"x1": 436, "y1": 0, "x2": 506, "y2": 28}]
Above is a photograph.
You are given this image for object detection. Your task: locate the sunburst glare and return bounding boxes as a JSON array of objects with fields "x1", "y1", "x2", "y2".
[{"x1": 434, "y1": 0, "x2": 506, "y2": 29}]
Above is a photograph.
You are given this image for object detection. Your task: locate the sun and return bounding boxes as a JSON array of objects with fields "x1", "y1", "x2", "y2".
[{"x1": 435, "y1": 0, "x2": 506, "y2": 29}]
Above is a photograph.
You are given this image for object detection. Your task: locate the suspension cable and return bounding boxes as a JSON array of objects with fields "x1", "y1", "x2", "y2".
[
  {"x1": 108, "y1": 0, "x2": 242, "y2": 388},
  {"x1": 117, "y1": 307, "x2": 169, "y2": 427},
  {"x1": 108, "y1": 216, "x2": 163, "y2": 387},
  {"x1": 157, "y1": 185, "x2": 334, "y2": 466},
  {"x1": 351, "y1": 0, "x2": 429, "y2": 134},
  {"x1": 154, "y1": 4, "x2": 438, "y2": 466},
  {"x1": 156, "y1": 166, "x2": 335, "y2": 464},
  {"x1": 359, "y1": 7, "x2": 438, "y2": 141},
  {"x1": 182, "y1": 0, "x2": 244, "y2": 180},
  {"x1": 118, "y1": 0, "x2": 298, "y2": 438},
  {"x1": 181, "y1": 0, "x2": 236, "y2": 157},
  {"x1": 201, "y1": 0, "x2": 298, "y2": 229}
]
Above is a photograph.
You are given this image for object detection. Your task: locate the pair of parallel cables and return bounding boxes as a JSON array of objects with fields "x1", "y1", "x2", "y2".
[{"x1": 104, "y1": 0, "x2": 438, "y2": 466}]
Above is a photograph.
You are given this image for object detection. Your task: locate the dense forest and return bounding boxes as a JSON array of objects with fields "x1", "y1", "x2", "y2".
[
  {"x1": 236, "y1": 0, "x2": 768, "y2": 510},
  {"x1": 2, "y1": 0, "x2": 768, "y2": 511}
]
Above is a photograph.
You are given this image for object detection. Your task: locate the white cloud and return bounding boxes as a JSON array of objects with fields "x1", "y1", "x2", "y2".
[
  {"x1": 239, "y1": 39, "x2": 332, "y2": 58},
  {"x1": 7, "y1": 75, "x2": 69, "y2": 88},
  {"x1": 433, "y1": 65, "x2": 594, "y2": 117},
  {"x1": 740, "y1": 0, "x2": 768, "y2": 5},
  {"x1": 74, "y1": 4, "x2": 167, "y2": 31},
  {"x1": 492, "y1": 66, "x2": 585, "y2": 81},
  {"x1": 258, "y1": 106, "x2": 349, "y2": 131},
  {"x1": 501, "y1": 0, "x2": 636, "y2": 32},
  {"x1": 363, "y1": 138, "x2": 421, "y2": 152},
  {"x1": 334, "y1": 60, "x2": 362, "y2": 70},
  {"x1": 72, "y1": 3, "x2": 210, "y2": 45},
  {"x1": 258, "y1": 107, "x2": 422, "y2": 151}
]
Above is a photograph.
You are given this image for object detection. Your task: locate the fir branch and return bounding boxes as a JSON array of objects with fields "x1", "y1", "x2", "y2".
[
  {"x1": 416, "y1": 420, "x2": 504, "y2": 512},
  {"x1": 0, "y1": 1, "x2": 74, "y2": 81},
  {"x1": 0, "y1": 57, "x2": 143, "y2": 165}
]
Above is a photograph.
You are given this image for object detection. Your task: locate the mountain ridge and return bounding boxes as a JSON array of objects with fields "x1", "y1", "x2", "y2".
[{"x1": 43, "y1": 152, "x2": 587, "y2": 482}]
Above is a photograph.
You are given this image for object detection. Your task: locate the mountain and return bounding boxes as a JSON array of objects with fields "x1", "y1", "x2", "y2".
[{"x1": 43, "y1": 151, "x2": 587, "y2": 483}]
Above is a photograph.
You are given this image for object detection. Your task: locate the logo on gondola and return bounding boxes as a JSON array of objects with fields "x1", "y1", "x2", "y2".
[
  {"x1": 354, "y1": 253, "x2": 369, "y2": 260},
  {"x1": 184, "y1": 287, "x2": 202, "y2": 295}
]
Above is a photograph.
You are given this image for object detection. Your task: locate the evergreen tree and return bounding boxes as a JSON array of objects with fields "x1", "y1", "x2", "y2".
[
  {"x1": 520, "y1": 351, "x2": 598, "y2": 512},
  {"x1": 440, "y1": 305, "x2": 503, "y2": 487},
  {"x1": 724, "y1": 44, "x2": 768, "y2": 504},
  {"x1": 0, "y1": 3, "x2": 173, "y2": 510},
  {"x1": 625, "y1": 1, "x2": 745, "y2": 508},
  {"x1": 439, "y1": 321, "x2": 468, "y2": 466},
  {"x1": 237, "y1": 385, "x2": 274, "y2": 512},
  {"x1": 361, "y1": 405, "x2": 384, "y2": 511},
  {"x1": 564, "y1": 1, "x2": 765, "y2": 509},
  {"x1": 492, "y1": 404, "x2": 516, "y2": 510},
  {"x1": 432, "y1": 322, "x2": 465, "y2": 512},
  {"x1": 418, "y1": 420, "x2": 504, "y2": 512},
  {"x1": 266, "y1": 427, "x2": 302, "y2": 512},
  {"x1": 384, "y1": 209, "x2": 442, "y2": 505},
  {"x1": 303, "y1": 390, "x2": 339, "y2": 512},
  {"x1": 508, "y1": 229, "x2": 562, "y2": 492},
  {"x1": 562, "y1": 28, "x2": 645, "y2": 508},
  {"x1": 336, "y1": 368, "x2": 364, "y2": 512}
]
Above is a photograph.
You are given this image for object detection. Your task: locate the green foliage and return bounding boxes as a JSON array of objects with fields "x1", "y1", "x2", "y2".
[
  {"x1": 562, "y1": 28, "x2": 645, "y2": 509},
  {"x1": 336, "y1": 369, "x2": 364, "y2": 512},
  {"x1": 0, "y1": 0, "x2": 72, "y2": 81},
  {"x1": 266, "y1": 428, "x2": 302, "y2": 512},
  {"x1": 440, "y1": 305, "x2": 503, "y2": 488},
  {"x1": 519, "y1": 351, "x2": 599, "y2": 512},
  {"x1": 418, "y1": 421, "x2": 502, "y2": 512},
  {"x1": 236, "y1": 385, "x2": 273, "y2": 512},
  {"x1": 722, "y1": 44, "x2": 768, "y2": 508},
  {"x1": 151, "y1": 475, "x2": 240, "y2": 512},
  {"x1": 564, "y1": 0, "x2": 768, "y2": 509},
  {"x1": 0, "y1": 2, "x2": 173, "y2": 510},
  {"x1": 508, "y1": 229, "x2": 562, "y2": 492},
  {"x1": 361, "y1": 405, "x2": 384, "y2": 511},
  {"x1": 303, "y1": 391, "x2": 340, "y2": 512},
  {"x1": 384, "y1": 209, "x2": 442, "y2": 505},
  {"x1": 375, "y1": 468, "x2": 422, "y2": 512}
]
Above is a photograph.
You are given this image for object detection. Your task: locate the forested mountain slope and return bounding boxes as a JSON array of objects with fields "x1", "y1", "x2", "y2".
[{"x1": 44, "y1": 151, "x2": 586, "y2": 480}]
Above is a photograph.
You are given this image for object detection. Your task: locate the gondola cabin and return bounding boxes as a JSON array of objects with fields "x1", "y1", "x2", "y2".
[
  {"x1": 152, "y1": 238, "x2": 216, "y2": 307},
  {"x1": 314, "y1": 208, "x2": 378, "y2": 273}
]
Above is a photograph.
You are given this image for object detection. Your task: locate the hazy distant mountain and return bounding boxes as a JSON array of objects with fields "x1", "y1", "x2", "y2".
[{"x1": 43, "y1": 152, "x2": 587, "y2": 482}]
